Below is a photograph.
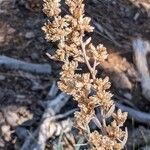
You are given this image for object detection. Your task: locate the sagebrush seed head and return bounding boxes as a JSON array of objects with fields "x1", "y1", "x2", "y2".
[{"x1": 43, "y1": 0, "x2": 128, "y2": 149}]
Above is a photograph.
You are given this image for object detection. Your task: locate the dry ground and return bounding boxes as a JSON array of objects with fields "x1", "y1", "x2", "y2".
[{"x1": 0, "y1": 0, "x2": 150, "y2": 149}]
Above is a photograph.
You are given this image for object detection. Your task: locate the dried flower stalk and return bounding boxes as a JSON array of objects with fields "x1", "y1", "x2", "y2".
[{"x1": 42, "y1": 0, "x2": 128, "y2": 149}]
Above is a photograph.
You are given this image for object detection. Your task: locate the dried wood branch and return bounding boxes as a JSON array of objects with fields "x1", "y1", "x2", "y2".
[
  {"x1": 132, "y1": 38, "x2": 150, "y2": 101},
  {"x1": 116, "y1": 103, "x2": 150, "y2": 124},
  {"x1": 21, "y1": 82, "x2": 71, "y2": 150},
  {"x1": 0, "y1": 55, "x2": 51, "y2": 74},
  {"x1": 47, "y1": 81, "x2": 59, "y2": 99}
]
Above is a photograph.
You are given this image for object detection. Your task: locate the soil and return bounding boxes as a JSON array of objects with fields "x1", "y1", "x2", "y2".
[{"x1": 0, "y1": 0, "x2": 150, "y2": 149}]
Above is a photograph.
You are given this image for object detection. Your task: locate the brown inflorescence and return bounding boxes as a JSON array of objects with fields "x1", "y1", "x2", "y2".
[{"x1": 42, "y1": 0, "x2": 128, "y2": 149}]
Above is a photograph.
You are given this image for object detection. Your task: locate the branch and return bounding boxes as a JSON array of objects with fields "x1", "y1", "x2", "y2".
[
  {"x1": 116, "y1": 103, "x2": 150, "y2": 124},
  {"x1": 0, "y1": 55, "x2": 51, "y2": 74},
  {"x1": 132, "y1": 38, "x2": 150, "y2": 101},
  {"x1": 21, "y1": 82, "x2": 71, "y2": 150},
  {"x1": 81, "y1": 38, "x2": 96, "y2": 79}
]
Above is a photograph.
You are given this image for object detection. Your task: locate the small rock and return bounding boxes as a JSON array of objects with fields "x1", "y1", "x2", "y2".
[
  {"x1": 0, "y1": 75, "x2": 5, "y2": 81},
  {"x1": 1, "y1": 124, "x2": 11, "y2": 141},
  {"x1": 0, "y1": 36, "x2": 5, "y2": 43},
  {"x1": 112, "y1": 0, "x2": 116, "y2": 5},
  {"x1": 4, "y1": 111, "x2": 19, "y2": 127},
  {"x1": 0, "y1": 138, "x2": 5, "y2": 147},
  {"x1": 0, "y1": 0, "x2": 5, "y2": 4},
  {"x1": 38, "y1": 36, "x2": 45, "y2": 43},
  {"x1": 1, "y1": 125, "x2": 10, "y2": 134},
  {"x1": 25, "y1": 31, "x2": 35, "y2": 39},
  {"x1": 31, "y1": 52, "x2": 39, "y2": 60},
  {"x1": 123, "y1": 92, "x2": 132, "y2": 100},
  {"x1": 7, "y1": 27, "x2": 16, "y2": 35}
]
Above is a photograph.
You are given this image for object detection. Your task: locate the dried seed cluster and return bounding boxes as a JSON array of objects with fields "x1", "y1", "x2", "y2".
[{"x1": 43, "y1": 0, "x2": 128, "y2": 149}]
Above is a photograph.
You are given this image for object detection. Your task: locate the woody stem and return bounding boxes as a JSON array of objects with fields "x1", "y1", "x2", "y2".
[{"x1": 81, "y1": 40, "x2": 96, "y2": 80}]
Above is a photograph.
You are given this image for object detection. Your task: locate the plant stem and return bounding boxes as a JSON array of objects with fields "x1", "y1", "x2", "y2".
[{"x1": 80, "y1": 40, "x2": 96, "y2": 80}]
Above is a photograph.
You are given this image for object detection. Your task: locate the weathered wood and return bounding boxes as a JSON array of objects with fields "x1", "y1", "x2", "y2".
[
  {"x1": 132, "y1": 38, "x2": 150, "y2": 101},
  {"x1": 21, "y1": 82, "x2": 71, "y2": 150},
  {"x1": 0, "y1": 55, "x2": 51, "y2": 74},
  {"x1": 116, "y1": 103, "x2": 150, "y2": 124}
]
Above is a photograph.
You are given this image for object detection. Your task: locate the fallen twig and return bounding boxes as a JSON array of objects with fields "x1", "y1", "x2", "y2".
[
  {"x1": 47, "y1": 80, "x2": 59, "y2": 99},
  {"x1": 21, "y1": 82, "x2": 71, "y2": 150},
  {"x1": 132, "y1": 38, "x2": 150, "y2": 101},
  {"x1": 116, "y1": 103, "x2": 150, "y2": 124},
  {"x1": 0, "y1": 55, "x2": 51, "y2": 74}
]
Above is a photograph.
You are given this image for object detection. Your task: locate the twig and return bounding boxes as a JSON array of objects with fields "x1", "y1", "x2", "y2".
[
  {"x1": 21, "y1": 83, "x2": 71, "y2": 150},
  {"x1": 132, "y1": 38, "x2": 150, "y2": 101},
  {"x1": 47, "y1": 81, "x2": 59, "y2": 99},
  {"x1": 116, "y1": 103, "x2": 150, "y2": 124},
  {"x1": 0, "y1": 55, "x2": 51, "y2": 74},
  {"x1": 81, "y1": 38, "x2": 96, "y2": 79},
  {"x1": 54, "y1": 108, "x2": 78, "y2": 120}
]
